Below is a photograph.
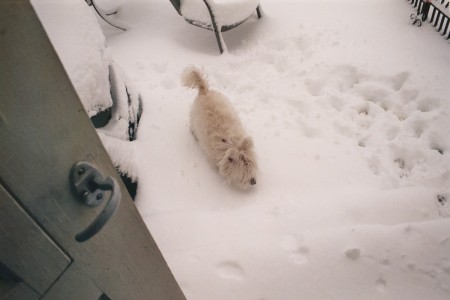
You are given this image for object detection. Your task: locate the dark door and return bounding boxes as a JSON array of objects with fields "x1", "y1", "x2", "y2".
[{"x1": 0, "y1": 1, "x2": 186, "y2": 299}]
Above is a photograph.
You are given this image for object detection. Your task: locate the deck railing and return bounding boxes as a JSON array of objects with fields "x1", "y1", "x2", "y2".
[{"x1": 408, "y1": 0, "x2": 450, "y2": 39}]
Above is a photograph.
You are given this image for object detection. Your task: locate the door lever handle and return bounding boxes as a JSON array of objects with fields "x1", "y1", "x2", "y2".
[{"x1": 70, "y1": 161, "x2": 121, "y2": 242}]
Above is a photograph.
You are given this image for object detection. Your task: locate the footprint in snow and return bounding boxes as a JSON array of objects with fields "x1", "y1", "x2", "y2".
[
  {"x1": 436, "y1": 193, "x2": 450, "y2": 218},
  {"x1": 392, "y1": 71, "x2": 410, "y2": 91},
  {"x1": 376, "y1": 278, "x2": 387, "y2": 293},
  {"x1": 416, "y1": 97, "x2": 440, "y2": 113},
  {"x1": 280, "y1": 234, "x2": 310, "y2": 265},
  {"x1": 216, "y1": 261, "x2": 245, "y2": 280},
  {"x1": 345, "y1": 247, "x2": 361, "y2": 260},
  {"x1": 289, "y1": 247, "x2": 309, "y2": 265},
  {"x1": 431, "y1": 144, "x2": 445, "y2": 155},
  {"x1": 303, "y1": 66, "x2": 447, "y2": 188}
]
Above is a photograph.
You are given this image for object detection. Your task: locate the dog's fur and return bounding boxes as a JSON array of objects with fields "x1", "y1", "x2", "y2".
[{"x1": 182, "y1": 66, "x2": 258, "y2": 189}]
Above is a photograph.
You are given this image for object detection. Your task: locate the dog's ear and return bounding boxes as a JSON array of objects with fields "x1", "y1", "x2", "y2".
[{"x1": 240, "y1": 137, "x2": 254, "y2": 150}]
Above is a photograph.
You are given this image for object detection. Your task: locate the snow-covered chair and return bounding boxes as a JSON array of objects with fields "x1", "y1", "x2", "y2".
[
  {"x1": 33, "y1": 0, "x2": 141, "y2": 199},
  {"x1": 85, "y1": 0, "x2": 129, "y2": 31},
  {"x1": 169, "y1": 0, "x2": 262, "y2": 53}
]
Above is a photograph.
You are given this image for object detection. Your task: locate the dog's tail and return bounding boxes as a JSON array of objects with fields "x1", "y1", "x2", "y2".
[{"x1": 181, "y1": 66, "x2": 209, "y2": 95}]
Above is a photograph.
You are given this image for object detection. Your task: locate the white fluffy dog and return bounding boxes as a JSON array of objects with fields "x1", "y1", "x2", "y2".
[{"x1": 182, "y1": 66, "x2": 258, "y2": 189}]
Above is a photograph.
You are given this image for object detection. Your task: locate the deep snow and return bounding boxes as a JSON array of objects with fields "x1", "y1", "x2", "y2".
[{"x1": 34, "y1": 0, "x2": 450, "y2": 299}]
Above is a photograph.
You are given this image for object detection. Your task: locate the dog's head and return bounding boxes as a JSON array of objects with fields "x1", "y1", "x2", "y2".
[{"x1": 217, "y1": 136, "x2": 258, "y2": 189}]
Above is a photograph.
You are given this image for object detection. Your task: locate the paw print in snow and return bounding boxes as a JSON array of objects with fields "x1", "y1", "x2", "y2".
[{"x1": 437, "y1": 193, "x2": 450, "y2": 217}]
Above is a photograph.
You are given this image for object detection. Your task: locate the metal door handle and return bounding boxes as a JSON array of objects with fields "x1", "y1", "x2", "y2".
[{"x1": 70, "y1": 162, "x2": 121, "y2": 242}]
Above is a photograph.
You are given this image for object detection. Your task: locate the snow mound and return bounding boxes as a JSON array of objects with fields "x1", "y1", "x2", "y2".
[{"x1": 32, "y1": 0, "x2": 112, "y2": 117}]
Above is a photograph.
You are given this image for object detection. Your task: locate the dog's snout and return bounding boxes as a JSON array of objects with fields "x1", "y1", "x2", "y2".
[{"x1": 250, "y1": 178, "x2": 256, "y2": 185}]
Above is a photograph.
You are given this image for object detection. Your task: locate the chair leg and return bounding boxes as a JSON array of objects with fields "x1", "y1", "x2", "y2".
[
  {"x1": 213, "y1": 29, "x2": 225, "y2": 54},
  {"x1": 256, "y1": 5, "x2": 262, "y2": 19},
  {"x1": 202, "y1": 0, "x2": 225, "y2": 53}
]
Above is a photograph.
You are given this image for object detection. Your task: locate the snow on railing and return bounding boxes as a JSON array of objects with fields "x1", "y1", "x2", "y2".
[{"x1": 408, "y1": 0, "x2": 450, "y2": 39}]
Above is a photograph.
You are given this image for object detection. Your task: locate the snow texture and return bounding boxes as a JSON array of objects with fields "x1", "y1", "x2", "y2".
[{"x1": 34, "y1": 0, "x2": 450, "y2": 299}]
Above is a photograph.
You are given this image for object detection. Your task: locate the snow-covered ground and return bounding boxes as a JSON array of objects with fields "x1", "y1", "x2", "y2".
[{"x1": 34, "y1": 0, "x2": 450, "y2": 299}]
